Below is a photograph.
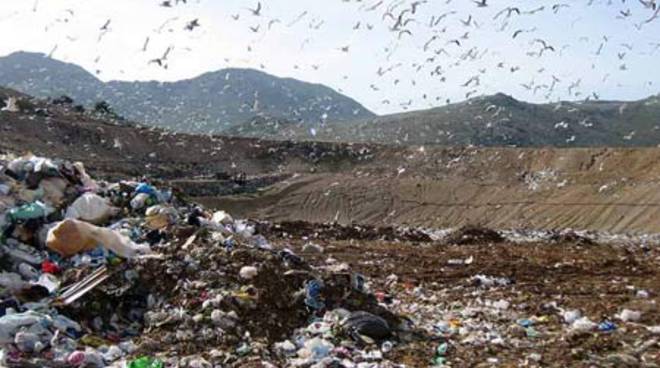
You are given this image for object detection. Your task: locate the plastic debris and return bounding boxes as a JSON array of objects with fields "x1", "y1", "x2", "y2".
[
  {"x1": 65, "y1": 193, "x2": 118, "y2": 225},
  {"x1": 239, "y1": 266, "x2": 258, "y2": 279},
  {"x1": 341, "y1": 311, "x2": 392, "y2": 340},
  {"x1": 46, "y1": 219, "x2": 151, "y2": 258},
  {"x1": 617, "y1": 309, "x2": 642, "y2": 322},
  {"x1": 1, "y1": 152, "x2": 658, "y2": 367},
  {"x1": 128, "y1": 356, "x2": 164, "y2": 368}
]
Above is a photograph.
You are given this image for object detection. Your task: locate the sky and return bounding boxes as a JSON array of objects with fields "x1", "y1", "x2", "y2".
[{"x1": 0, "y1": 0, "x2": 659, "y2": 115}]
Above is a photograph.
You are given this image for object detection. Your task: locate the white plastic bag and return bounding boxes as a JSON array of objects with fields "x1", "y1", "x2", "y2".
[{"x1": 65, "y1": 193, "x2": 118, "y2": 225}]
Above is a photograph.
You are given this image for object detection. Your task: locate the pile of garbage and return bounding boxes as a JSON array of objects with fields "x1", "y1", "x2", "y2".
[{"x1": 0, "y1": 154, "x2": 408, "y2": 367}]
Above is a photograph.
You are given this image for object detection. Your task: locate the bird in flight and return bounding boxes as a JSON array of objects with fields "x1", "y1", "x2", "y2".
[
  {"x1": 474, "y1": 0, "x2": 487, "y2": 8},
  {"x1": 184, "y1": 19, "x2": 200, "y2": 31},
  {"x1": 100, "y1": 19, "x2": 111, "y2": 31},
  {"x1": 493, "y1": 7, "x2": 520, "y2": 20},
  {"x1": 247, "y1": 2, "x2": 262, "y2": 16},
  {"x1": 98, "y1": 19, "x2": 111, "y2": 42},
  {"x1": 149, "y1": 46, "x2": 173, "y2": 68}
]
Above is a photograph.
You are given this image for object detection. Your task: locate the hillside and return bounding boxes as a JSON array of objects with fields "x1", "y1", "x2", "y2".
[
  {"x1": 230, "y1": 93, "x2": 660, "y2": 147},
  {"x1": 0, "y1": 51, "x2": 374, "y2": 133},
  {"x1": 4, "y1": 51, "x2": 659, "y2": 147},
  {"x1": 6, "y1": 87, "x2": 660, "y2": 234}
]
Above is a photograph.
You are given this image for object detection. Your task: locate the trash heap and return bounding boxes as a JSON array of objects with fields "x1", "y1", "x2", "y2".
[{"x1": 0, "y1": 154, "x2": 409, "y2": 367}]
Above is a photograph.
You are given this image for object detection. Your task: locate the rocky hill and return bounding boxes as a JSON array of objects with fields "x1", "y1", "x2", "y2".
[
  {"x1": 230, "y1": 92, "x2": 660, "y2": 147},
  {"x1": 0, "y1": 51, "x2": 374, "y2": 133}
]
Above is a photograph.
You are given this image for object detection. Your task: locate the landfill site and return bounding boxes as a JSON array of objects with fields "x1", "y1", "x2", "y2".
[{"x1": 0, "y1": 79, "x2": 659, "y2": 368}]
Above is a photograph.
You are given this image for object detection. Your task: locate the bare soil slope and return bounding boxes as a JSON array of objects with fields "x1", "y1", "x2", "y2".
[{"x1": 203, "y1": 147, "x2": 660, "y2": 234}]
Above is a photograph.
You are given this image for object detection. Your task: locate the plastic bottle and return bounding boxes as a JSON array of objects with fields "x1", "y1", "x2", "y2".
[{"x1": 128, "y1": 356, "x2": 164, "y2": 368}]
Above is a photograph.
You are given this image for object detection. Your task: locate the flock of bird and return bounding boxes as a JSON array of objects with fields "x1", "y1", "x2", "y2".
[{"x1": 21, "y1": 0, "x2": 660, "y2": 112}]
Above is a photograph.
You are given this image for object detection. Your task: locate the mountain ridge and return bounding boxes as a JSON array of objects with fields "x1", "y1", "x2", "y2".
[
  {"x1": 228, "y1": 91, "x2": 660, "y2": 147},
  {"x1": 0, "y1": 51, "x2": 375, "y2": 133}
]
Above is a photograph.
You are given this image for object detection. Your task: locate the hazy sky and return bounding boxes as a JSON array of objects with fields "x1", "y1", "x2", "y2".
[{"x1": 0, "y1": 0, "x2": 659, "y2": 114}]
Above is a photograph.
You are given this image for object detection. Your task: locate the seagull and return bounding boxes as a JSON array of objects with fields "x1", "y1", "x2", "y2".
[
  {"x1": 643, "y1": 6, "x2": 660, "y2": 23},
  {"x1": 524, "y1": 6, "x2": 545, "y2": 15},
  {"x1": 149, "y1": 46, "x2": 173, "y2": 68},
  {"x1": 247, "y1": 2, "x2": 262, "y2": 16},
  {"x1": 618, "y1": 9, "x2": 632, "y2": 18},
  {"x1": 474, "y1": 0, "x2": 487, "y2": 7},
  {"x1": 268, "y1": 19, "x2": 280, "y2": 29},
  {"x1": 512, "y1": 27, "x2": 535, "y2": 38},
  {"x1": 98, "y1": 19, "x2": 111, "y2": 42},
  {"x1": 287, "y1": 11, "x2": 308, "y2": 27},
  {"x1": 411, "y1": 0, "x2": 427, "y2": 13},
  {"x1": 533, "y1": 39, "x2": 555, "y2": 54},
  {"x1": 365, "y1": 1, "x2": 384, "y2": 12},
  {"x1": 493, "y1": 7, "x2": 520, "y2": 19},
  {"x1": 552, "y1": 3, "x2": 569, "y2": 13},
  {"x1": 423, "y1": 35, "x2": 438, "y2": 51},
  {"x1": 184, "y1": 19, "x2": 200, "y2": 31},
  {"x1": 398, "y1": 29, "x2": 413, "y2": 38},
  {"x1": 47, "y1": 44, "x2": 58, "y2": 58}
]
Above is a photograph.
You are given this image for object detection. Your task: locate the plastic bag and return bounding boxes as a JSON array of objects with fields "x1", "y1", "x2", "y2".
[
  {"x1": 73, "y1": 162, "x2": 99, "y2": 191},
  {"x1": 39, "y1": 177, "x2": 68, "y2": 207},
  {"x1": 7, "y1": 201, "x2": 53, "y2": 223},
  {"x1": 0, "y1": 310, "x2": 48, "y2": 344},
  {"x1": 341, "y1": 311, "x2": 392, "y2": 340},
  {"x1": 145, "y1": 205, "x2": 177, "y2": 230},
  {"x1": 0, "y1": 272, "x2": 29, "y2": 292},
  {"x1": 46, "y1": 219, "x2": 152, "y2": 258},
  {"x1": 65, "y1": 193, "x2": 118, "y2": 225}
]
